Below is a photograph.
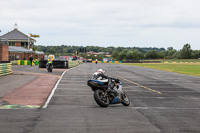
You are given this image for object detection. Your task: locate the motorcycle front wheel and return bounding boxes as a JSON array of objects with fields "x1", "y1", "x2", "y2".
[
  {"x1": 94, "y1": 89, "x2": 109, "y2": 107},
  {"x1": 121, "y1": 92, "x2": 130, "y2": 106}
]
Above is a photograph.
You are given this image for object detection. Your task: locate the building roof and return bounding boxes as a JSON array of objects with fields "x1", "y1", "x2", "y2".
[
  {"x1": 87, "y1": 51, "x2": 98, "y2": 55},
  {"x1": 86, "y1": 51, "x2": 110, "y2": 55},
  {"x1": 9, "y1": 46, "x2": 34, "y2": 53},
  {"x1": 98, "y1": 52, "x2": 110, "y2": 55},
  {"x1": 58, "y1": 56, "x2": 75, "y2": 61},
  {"x1": 9, "y1": 46, "x2": 44, "y2": 55},
  {"x1": 0, "y1": 29, "x2": 35, "y2": 41},
  {"x1": 35, "y1": 51, "x2": 45, "y2": 55}
]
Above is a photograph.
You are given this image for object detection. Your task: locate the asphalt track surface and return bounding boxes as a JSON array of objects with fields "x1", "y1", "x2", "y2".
[
  {"x1": 0, "y1": 65, "x2": 64, "y2": 106},
  {"x1": 0, "y1": 63, "x2": 200, "y2": 133}
]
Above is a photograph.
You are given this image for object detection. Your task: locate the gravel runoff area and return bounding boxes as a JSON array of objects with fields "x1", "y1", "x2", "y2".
[{"x1": 0, "y1": 65, "x2": 66, "y2": 108}]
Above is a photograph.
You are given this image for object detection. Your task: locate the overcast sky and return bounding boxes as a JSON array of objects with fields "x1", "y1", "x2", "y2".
[{"x1": 1, "y1": 0, "x2": 200, "y2": 50}]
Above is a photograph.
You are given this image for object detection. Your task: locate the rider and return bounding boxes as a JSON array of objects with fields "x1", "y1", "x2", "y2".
[
  {"x1": 47, "y1": 58, "x2": 53, "y2": 72},
  {"x1": 93, "y1": 69, "x2": 118, "y2": 95},
  {"x1": 95, "y1": 59, "x2": 98, "y2": 64}
]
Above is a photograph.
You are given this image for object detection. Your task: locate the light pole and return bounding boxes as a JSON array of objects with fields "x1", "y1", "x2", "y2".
[{"x1": 28, "y1": 36, "x2": 29, "y2": 49}]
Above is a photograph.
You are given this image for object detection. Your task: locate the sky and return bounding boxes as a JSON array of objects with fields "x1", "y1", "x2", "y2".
[{"x1": 0, "y1": 0, "x2": 200, "y2": 50}]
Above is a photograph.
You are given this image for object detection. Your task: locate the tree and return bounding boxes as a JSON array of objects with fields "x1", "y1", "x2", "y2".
[
  {"x1": 168, "y1": 49, "x2": 177, "y2": 57},
  {"x1": 119, "y1": 52, "x2": 126, "y2": 61},
  {"x1": 138, "y1": 52, "x2": 144, "y2": 59},
  {"x1": 167, "y1": 47, "x2": 173, "y2": 51},
  {"x1": 166, "y1": 47, "x2": 177, "y2": 59},
  {"x1": 111, "y1": 51, "x2": 119, "y2": 60},
  {"x1": 126, "y1": 50, "x2": 140, "y2": 60},
  {"x1": 191, "y1": 50, "x2": 200, "y2": 59},
  {"x1": 172, "y1": 51, "x2": 180, "y2": 59},
  {"x1": 98, "y1": 47, "x2": 106, "y2": 52},
  {"x1": 122, "y1": 49, "x2": 128, "y2": 53},
  {"x1": 126, "y1": 51, "x2": 134, "y2": 60},
  {"x1": 47, "y1": 47, "x2": 56, "y2": 54},
  {"x1": 157, "y1": 52, "x2": 165, "y2": 59},
  {"x1": 116, "y1": 47, "x2": 123, "y2": 52},
  {"x1": 179, "y1": 44, "x2": 192, "y2": 59},
  {"x1": 146, "y1": 51, "x2": 158, "y2": 59}
]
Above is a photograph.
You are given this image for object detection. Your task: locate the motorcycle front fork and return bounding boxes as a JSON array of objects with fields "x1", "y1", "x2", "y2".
[
  {"x1": 103, "y1": 90, "x2": 116, "y2": 101},
  {"x1": 102, "y1": 91, "x2": 108, "y2": 98}
]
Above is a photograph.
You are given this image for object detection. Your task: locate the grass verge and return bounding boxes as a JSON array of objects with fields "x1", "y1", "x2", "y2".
[{"x1": 121, "y1": 63, "x2": 200, "y2": 77}]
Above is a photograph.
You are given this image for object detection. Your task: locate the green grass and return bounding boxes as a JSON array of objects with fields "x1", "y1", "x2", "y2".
[
  {"x1": 122, "y1": 63, "x2": 200, "y2": 77},
  {"x1": 144, "y1": 59, "x2": 200, "y2": 62}
]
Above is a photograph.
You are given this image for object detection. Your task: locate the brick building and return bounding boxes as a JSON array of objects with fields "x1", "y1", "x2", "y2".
[
  {"x1": 0, "y1": 24, "x2": 45, "y2": 61},
  {"x1": 0, "y1": 39, "x2": 9, "y2": 62}
]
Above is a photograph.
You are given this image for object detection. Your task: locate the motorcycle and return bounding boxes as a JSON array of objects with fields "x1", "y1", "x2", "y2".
[
  {"x1": 46, "y1": 63, "x2": 53, "y2": 73},
  {"x1": 87, "y1": 78, "x2": 130, "y2": 107}
]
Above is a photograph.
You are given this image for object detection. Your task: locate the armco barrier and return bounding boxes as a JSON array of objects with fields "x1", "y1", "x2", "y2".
[
  {"x1": 53, "y1": 60, "x2": 68, "y2": 68},
  {"x1": 39, "y1": 60, "x2": 47, "y2": 68},
  {"x1": 0, "y1": 63, "x2": 12, "y2": 76},
  {"x1": 39, "y1": 60, "x2": 68, "y2": 68}
]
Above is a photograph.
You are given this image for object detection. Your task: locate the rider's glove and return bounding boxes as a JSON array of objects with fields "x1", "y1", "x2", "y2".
[{"x1": 115, "y1": 78, "x2": 120, "y2": 83}]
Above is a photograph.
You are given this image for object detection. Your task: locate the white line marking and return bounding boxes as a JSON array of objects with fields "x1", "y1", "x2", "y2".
[
  {"x1": 42, "y1": 65, "x2": 80, "y2": 108},
  {"x1": 58, "y1": 83, "x2": 86, "y2": 86}
]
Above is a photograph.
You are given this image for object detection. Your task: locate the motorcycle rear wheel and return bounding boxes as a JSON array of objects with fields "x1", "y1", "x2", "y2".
[
  {"x1": 94, "y1": 89, "x2": 109, "y2": 107},
  {"x1": 121, "y1": 92, "x2": 130, "y2": 106},
  {"x1": 50, "y1": 67, "x2": 52, "y2": 72}
]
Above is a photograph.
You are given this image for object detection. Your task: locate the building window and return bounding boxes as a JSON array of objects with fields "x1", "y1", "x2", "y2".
[
  {"x1": 9, "y1": 42, "x2": 15, "y2": 46},
  {"x1": 21, "y1": 42, "x2": 28, "y2": 47},
  {"x1": 16, "y1": 55, "x2": 20, "y2": 59}
]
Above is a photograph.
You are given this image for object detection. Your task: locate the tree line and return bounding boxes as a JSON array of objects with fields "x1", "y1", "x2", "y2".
[{"x1": 34, "y1": 44, "x2": 200, "y2": 60}]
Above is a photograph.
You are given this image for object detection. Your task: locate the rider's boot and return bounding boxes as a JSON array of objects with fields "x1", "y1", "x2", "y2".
[{"x1": 108, "y1": 86, "x2": 118, "y2": 96}]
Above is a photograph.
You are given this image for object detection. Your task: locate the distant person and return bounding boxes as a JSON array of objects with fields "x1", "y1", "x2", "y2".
[
  {"x1": 47, "y1": 58, "x2": 53, "y2": 72},
  {"x1": 95, "y1": 59, "x2": 98, "y2": 64},
  {"x1": 29, "y1": 55, "x2": 33, "y2": 66}
]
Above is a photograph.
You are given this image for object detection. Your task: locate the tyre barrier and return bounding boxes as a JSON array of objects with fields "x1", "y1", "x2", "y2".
[
  {"x1": 11, "y1": 60, "x2": 39, "y2": 65},
  {"x1": 11, "y1": 60, "x2": 17, "y2": 65},
  {"x1": 0, "y1": 63, "x2": 12, "y2": 76}
]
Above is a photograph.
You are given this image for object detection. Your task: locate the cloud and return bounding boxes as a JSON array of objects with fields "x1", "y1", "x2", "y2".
[{"x1": 1, "y1": 0, "x2": 200, "y2": 49}]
